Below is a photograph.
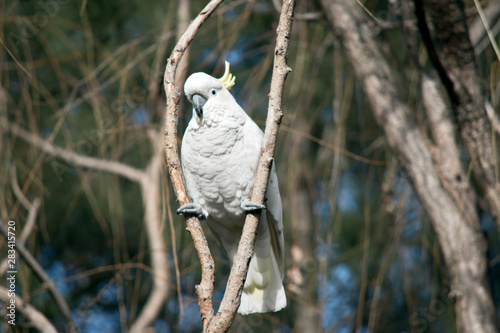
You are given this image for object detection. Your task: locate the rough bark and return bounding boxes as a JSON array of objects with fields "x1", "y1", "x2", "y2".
[
  {"x1": 320, "y1": 1, "x2": 499, "y2": 332},
  {"x1": 421, "y1": 73, "x2": 478, "y2": 228},
  {"x1": 423, "y1": 0, "x2": 500, "y2": 230}
]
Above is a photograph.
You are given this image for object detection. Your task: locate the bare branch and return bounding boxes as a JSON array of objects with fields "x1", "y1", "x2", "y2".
[
  {"x1": 469, "y1": 0, "x2": 500, "y2": 50},
  {"x1": 472, "y1": 0, "x2": 500, "y2": 61},
  {"x1": 0, "y1": 167, "x2": 41, "y2": 276},
  {"x1": 10, "y1": 166, "x2": 41, "y2": 245},
  {"x1": 0, "y1": 286, "x2": 57, "y2": 333},
  {"x1": 206, "y1": 1, "x2": 295, "y2": 331},
  {"x1": 163, "y1": 1, "x2": 225, "y2": 328},
  {"x1": 485, "y1": 100, "x2": 500, "y2": 135},
  {"x1": 163, "y1": 0, "x2": 295, "y2": 330},
  {"x1": 5, "y1": 120, "x2": 145, "y2": 183},
  {"x1": 271, "y1": 0, "x2": 321, "y2": 21},
  {"x1": 5, "y1": 120, "x2": 170, "y2": 331},
  {"x1": 129, "y1": 136, "x2": 170, "y2": 333},
  {"x1": 0, "y1": 220, "x2": 79, "y2": 333},
  {"x1": 175, "y1": 0, "x2": 191, "y2": 87}
]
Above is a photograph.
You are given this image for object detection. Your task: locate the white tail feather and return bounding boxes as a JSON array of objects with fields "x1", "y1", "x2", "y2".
[{"x1": 238, "y1": 249, "x2": 286, "y2": 315}]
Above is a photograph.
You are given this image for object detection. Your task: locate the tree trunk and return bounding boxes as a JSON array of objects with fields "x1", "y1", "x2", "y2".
[
  {"x1": 288, "y1": 136, "x2": 320, "y2": 333},
  {"x1": 423, "y1": 0, "x2": 500, "y2": 231},
  {"x1": 319, "y1": 1, "x2": 499, "y2": 332}
]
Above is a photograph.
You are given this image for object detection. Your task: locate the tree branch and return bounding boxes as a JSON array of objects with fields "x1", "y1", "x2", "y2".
[
  {"x1": 320, "y1": 0, "x2": 499, "y2": 332},
  {"x1": 271, "y1": 0, "x2": 321, "y2": 21},
  {"x1": 421, "y1": 72, "x2": 478, "y2": 226},
  {"x1": 163, "y1": 0, "x2": 295, "y2": 330},
  {"x1": 424, "y1": 0, "x2": 500, "y2": 231},
  {"x1": 5, "y1": 121, "x2": 170, "y2": 331},
  {"x1": 163, "y1": 0, "x2": 225, "y2": 329},
  {"x1": 128, "y1": 133, "x2": 169, "y2": 333},
  {"x1": 0, "y1": 220, "x2": 79, "y2": 333},
  {"x1": 206, "y1": 1, "x2": 295, "y2": 331},
  {"x1": 469, "y1": 0, "x2": 500, "y2": 50},
  {"x1": 5, "y1": 120, "x2": 145, "y2": 183},
  {"x1": 0, "y1": 286, "x2": 57, "y2": 333},
  {"x1": 0, "y1": 167, "x2": 40, "y2": 276}
]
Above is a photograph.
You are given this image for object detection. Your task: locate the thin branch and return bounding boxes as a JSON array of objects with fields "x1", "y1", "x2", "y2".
[
  {"x1": 469, "y1": 0, "x2": 500, "y2": 49},
  {"x1": 0, "y1": 38, "x2": 31, "y2": 78},
  {"x1": 0, "y1": 286, "x2": 57, "y2": 333},
  {"x1": 0, "y1": 167, "x2": 41, "y2": 275},
  {"x1": 129, "y1": 135, "x2": 169, "y2": 333},
  {"x1": 10, "y1": 166, "x2": 41, "y2": 245},
  {"x1": 485, "y1": 100, "x2": 500, "y2": 135},
  {"x1": 271, "y1": 0, "x2": 321, "y2": 21},
  {"x1": 0, "y1": 220, "x2": 79, "y2": 333},
  {"x1": 473, "y1": 0, "x2": 500, "y2": 61},
  {"x1": 281, "y1": 125, "x2": 384, "y2": 165},
  {"x1": 5, "y1": 120, "x2": 170, "y2": 331},
  {"x1": 5, "y1": 120, "x2": 145, "y2": 183},
  {"x1": 163, "y1": 0, "x2": 294, "y2": 330},
  {"x1": 166, "y1": 168, "x2": 185, "y2": 323},
  {"x1": 175, "y1": 0, "x2": 191, "y2": 87},
  {"x1": 206, "y1": 0, "x2": 295, "y2": 331},
  {"x1": 163, "y1": 0, "x2": 225, "y2": 329},
  {"x1": 475, "y1": 19, "x2": 500, "y2": 56}
]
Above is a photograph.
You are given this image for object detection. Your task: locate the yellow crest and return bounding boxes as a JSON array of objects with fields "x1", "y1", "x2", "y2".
[{"x1": 218, "y1": 61, "x2": 236, "y2": 90}]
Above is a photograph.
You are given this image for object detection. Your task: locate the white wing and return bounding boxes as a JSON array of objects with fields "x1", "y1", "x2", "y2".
[{"x1": 238, "y1": 114, "x2": 286, "y2": 314}]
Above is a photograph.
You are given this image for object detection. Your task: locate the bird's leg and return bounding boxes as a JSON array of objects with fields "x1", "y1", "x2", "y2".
[
  {"x1": 240, "y1": 198, "x2": 266, "y2": 213},
  {"x1": 176, "y1": 203, "x2": 209, "y2": 220}
]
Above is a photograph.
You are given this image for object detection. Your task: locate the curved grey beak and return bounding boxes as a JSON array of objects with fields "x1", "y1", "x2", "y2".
[{"x1": 192, "y1": 94, "x2": 207, "y2": 118}]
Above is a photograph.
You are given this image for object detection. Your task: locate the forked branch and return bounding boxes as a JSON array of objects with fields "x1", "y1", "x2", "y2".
[
  {"x1": 206, "y1": 0, "x2": 295, "y2": 331},
  {"x1": 163, "y1": 0, "x2": 226, "y2": 329},
  {"x1": 162, "y1": 0, "x2": 295, "y2": 331}
]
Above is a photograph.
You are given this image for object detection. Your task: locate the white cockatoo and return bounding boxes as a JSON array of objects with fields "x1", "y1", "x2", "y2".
[{"x1": 177, "y1": 61, "x2": 286, "y2": 315}]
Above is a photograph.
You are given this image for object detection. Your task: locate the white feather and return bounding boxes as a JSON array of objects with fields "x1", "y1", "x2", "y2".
[{"x1": 182, "y1": 72, "x2": 286, "y2": 314}]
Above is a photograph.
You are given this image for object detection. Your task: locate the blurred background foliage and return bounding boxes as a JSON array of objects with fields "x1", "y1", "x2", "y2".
[{"x1": 1, "y1": 0, "x2": 499, "y2": 332}]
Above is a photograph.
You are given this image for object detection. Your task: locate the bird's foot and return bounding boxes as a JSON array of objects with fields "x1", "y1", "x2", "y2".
[
  {"x1": 176, "y1": 203, "x2": 208, "y2": 220},
  {"x1": 240, "y1": 198, "x2": 266, "y2": 213}
]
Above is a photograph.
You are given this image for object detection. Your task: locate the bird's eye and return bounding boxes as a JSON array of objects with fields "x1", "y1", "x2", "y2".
[{"x1": 210, "y1": 89, "x2": 217, "y2": 96}]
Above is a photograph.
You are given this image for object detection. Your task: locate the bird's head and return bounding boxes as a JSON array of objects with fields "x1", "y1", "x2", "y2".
[{"x1": 184, "y1": 61, "x2": 236, "y2": 120}]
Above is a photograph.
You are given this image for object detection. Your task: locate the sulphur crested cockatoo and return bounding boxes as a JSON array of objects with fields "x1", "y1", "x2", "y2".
[{"x1": 177, "y1": 62, "x2": 286, "y2": 314}]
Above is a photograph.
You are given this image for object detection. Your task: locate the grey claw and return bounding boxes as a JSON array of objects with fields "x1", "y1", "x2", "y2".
[
  {"x1": 240, "y1": 199, "x2": 266, "y2": 213},
  {"x1": 177, "y1": 203, "x2": 208, "y2": 220}
]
